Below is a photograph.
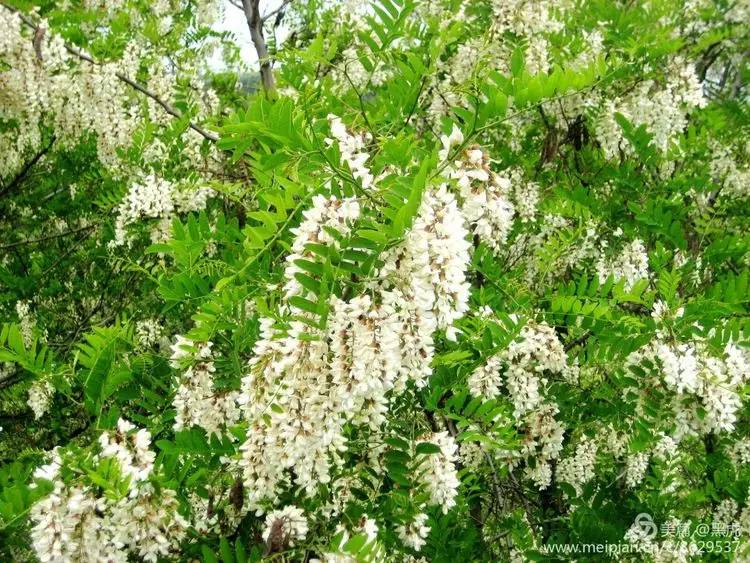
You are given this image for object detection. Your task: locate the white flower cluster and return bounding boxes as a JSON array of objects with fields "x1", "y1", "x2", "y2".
[
  {"x1": 379, "y1": 185, "x2": 472, "y2": 341},
  {"x1": 651, "y1": 299, "x2": 685, "y2": 325},
  {"x1": 492, "y1": 0, "x2": 568, "y2": 75},
  {"x1": 283, "y1": 194, "x2": 361, "y2": 302},
  {"x1": 555, "y1": 435, "x2": 598, "y2": 496},
  {"x1": 440, "y1": 125, "x2": 516, "y2": 253},
  {"x1": 238, "y1": 296, "x2": 414, "y2": 509},
  {"x1": 135, "y1": 318, "x2": 164, "y2": 349},
  {"x1": 238, "y1": 195, "x2": 366, "y2": 508},
  {"x1": 416, "y1": 432, "x2": 460, "y2": 514},
  {"x1": 170, "y1": 337, "x2": 240, "y2": 438},
  {"x1": 396, "y1": 512, "x2": 430, "y2": 552},
  {"x1": 262, "y1": 505, "x2": 309, "y2": 548},
  {"x1": 27, "y1": 380, "x2": 54, "y2": 420},
  {"x1": 503, "y1": 322, "x2": 568, "y2": 417},
  {"x1": 422, "y1": 0, "x2": 597, "y2": 130},
  {"x1": 714, "y1": 498, "x2": 739, "y2": 527},
  {"x1": 508, "y1": 168, "x2": 540, "y2": 224},
  {"x1": 596, "y1": 238, "x2": 649, "y2": 290},
  {"x1": 30, "y1": 420, "x2": 187, "y2": 563},
  {"x1": 111, "y1": 485, "x2": 189, "y2": 562},
  {"x1": 1, "y1": 6, "x2": 223, "y2": 183},
  {"x1": 327, "y1": 114, "x2": 374, "y2": 190},
  {"x1": 594, "y1": 424, "x2": 628, "y2": 460},
  {"x1": 239, "y1": 325, "x2": 328, "y2": 506},
  {"x1": 624, "y1": 451, "x2": 650, "y2": 488},
  {"x1": 516, "y1": 403, "x2": 566, "y2": 490},
  {"x1": 0, "y1": 7, "x2": 134, "y2": 177},
  {"x1": 653, "y1": 432, "x2": 679, "y2": 463},
  {"x1": 328, "y1": 294, "x2": 402, "y2": 429},
  {"x1": 113, "y1": 175, "x2": 214, "y2": 246},
  {"x1": 470, "y1": 321, "x2": 567, "y2": 415},
  {"x1": 612, "y1": 431, "x2": 681, "y2": 496},
  {"x1": 1, "y1": 9, "x2": 223, "y2": 254},
  {"x1": 468, "y1": 354, "x2": 505, "y2": 399},
  {"x1": 98, "y1": 417, "x2": 156, "y2": 483},
  {"x1": 729, "y1": 438, "x2": 750, "y2": 466},
  {"x1": 468, "y1": 321, "x2": 569, "y2": 489},
  {"x1": 16, "y1": 300, "x2": 36, "y2": 347},
  {"x1": 596, "y1": 57, "x2": 706, "y2": 159},
  {"x1": 628, "y1": 340, "x2": 750, "y2": 436},
  {"x1": 30, "y1": 482, "x2": 121, "y2": 563},
  {"x1": 709, "y1": 142, "x2": 750, "y2": 198},
  {"x1": 238, "y1": 179, "x2": 473, "y2": 553},
  {"x1": 657, "y1": 341, "x2": 701, "y2": 394}
]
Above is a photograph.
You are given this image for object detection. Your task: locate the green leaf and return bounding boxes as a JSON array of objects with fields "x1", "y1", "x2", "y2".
[
  {"x1": 415, "y1": 442, "x2": 442, "y2": 455},
  {"x1": 202, "y1": 545, "x2": 220, "y2": 563},
  {"x1": 220, "y1": 538, "x2": 234, "y2": 563}
]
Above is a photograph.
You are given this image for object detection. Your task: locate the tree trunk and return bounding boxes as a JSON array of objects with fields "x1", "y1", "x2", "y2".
[{"x1": 242, "y1": 0, "x2": 276, "y2": 95}]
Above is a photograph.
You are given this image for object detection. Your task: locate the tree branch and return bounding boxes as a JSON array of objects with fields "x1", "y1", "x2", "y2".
[
  {"x1": 0, "y1": 223, "x2": 96, "y2": 250},
  {"x1": 262, "y1": 0, "x2": 293, "y2": 24},
  {"x1": 241, "y1": 0, "x2": 276, "y2": 94},
  {"x1": 0, "y1": 135, "x2": 55, "y2": 197},
  {"x1": 3, "y1": 4, "x2": 218, "y2": 142}
]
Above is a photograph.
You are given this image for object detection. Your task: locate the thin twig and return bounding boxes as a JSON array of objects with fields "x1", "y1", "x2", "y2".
[
  {"x1": 262, "y1": 0, "x2": 293, "y2": 24},
  {"x1": 0, "y1": 136, "x2": 55, "y2": 197},
  {"x1": 0, "y1": 224, "x2": 96, "y2": 250}
]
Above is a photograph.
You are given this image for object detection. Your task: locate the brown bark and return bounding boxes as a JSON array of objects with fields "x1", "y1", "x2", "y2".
[{"x1": 241, "y1": 0, "x2": 276, "y2": 95}]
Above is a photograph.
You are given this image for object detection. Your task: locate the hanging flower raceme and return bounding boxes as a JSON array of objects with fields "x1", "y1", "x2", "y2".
[
  {"x1": 627, "y1": 338, "x2": 750, "y2": 437},
  {"x1": 112, "y1": 175, "x2": 214, "y2": 247},
  {"x1": 415, "y1": 431, "x2": 460, "y2": 514},
  {"x1": 98, "y1": 417, "x2": 156, "y2": 483},
  {"x1": 236, "y1": 151, "x2": 476, "y2": 520},
  {"x1": 170, "y1": 337, "x2": 240, "y2": 439},
  {"x1": 596, "y1": 238, "x2": 650, "y2": 290},
  {"x1": 379, "y1": 184, "x2": 472, "y2": 341},
  {"x1": 326, "y1": 114, "x2": 375, "y2": 190},
  {"x1": 555, "y1": 435, "x2": 598, "y2": 496},
  {"x1": 282, "y1": 194, "x2": 361, "y2": 303},
  {"x1": 469, "y1": 321, "x2": 568, "y2": 417},
  {"x1": 468, "y1": 321, "x2": 570, "y2": 489},
  {"x1": 30, "y1": 419, "x2": 187, "y2": 563},
  {"x1": 440, "y1": 125, "x2": 516, "y2": 254},
  {"x1": 262, "y1": 505, "x2": 309, "y2": 551}
]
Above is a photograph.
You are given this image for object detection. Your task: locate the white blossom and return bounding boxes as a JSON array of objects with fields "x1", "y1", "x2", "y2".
[
  {"x1": 28, "y1": 380, "x2": 54, "y2": 420},
  {"x1": 283, "y1": 194, "x2": 361, "y2": 303},
  {"x1": 625, "y1": 451, "x2": 650, "y2": 488},
  {"x1": 596, "y1": 238, "x2": 649, "y2": 290},
  {"x1": 262, "y1": 505, "x2": 309, "y2": 548},
  {"x1": 327, "y1": 114, "x2": 375, "y2": 190},
  {"x1": 98, "y1": 418, "x2": 156, "y2": 484},
  {"x1": 556, "y1": 436, "x2": 598, "y2": 496},
  {"x1": 171, "y1": 339, "x2": 239, "y2": 438},
  {"x1": 396, "y1": 512, "x2": 430, "y2": 552},
  {"x1": 416, "y1": 432, "x2": 460, "y2": 514},
  {"x1": 468, "y1": 354, "x2": 504, "y2": 399}
]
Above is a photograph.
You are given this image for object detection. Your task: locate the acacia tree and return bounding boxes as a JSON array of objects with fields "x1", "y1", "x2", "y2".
[{"x1": 1, "y1": 0, "x2": 750, "y2": 561}]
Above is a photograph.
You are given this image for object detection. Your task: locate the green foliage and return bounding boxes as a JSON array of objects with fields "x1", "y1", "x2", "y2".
[{"x1": 1, "y1": 0, "x2": 750, "y2": 560}]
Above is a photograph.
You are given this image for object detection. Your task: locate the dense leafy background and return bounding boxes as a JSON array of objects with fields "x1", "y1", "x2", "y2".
[{"x1": 1, "y1": 0, "x2": 750, "y2": 561}]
